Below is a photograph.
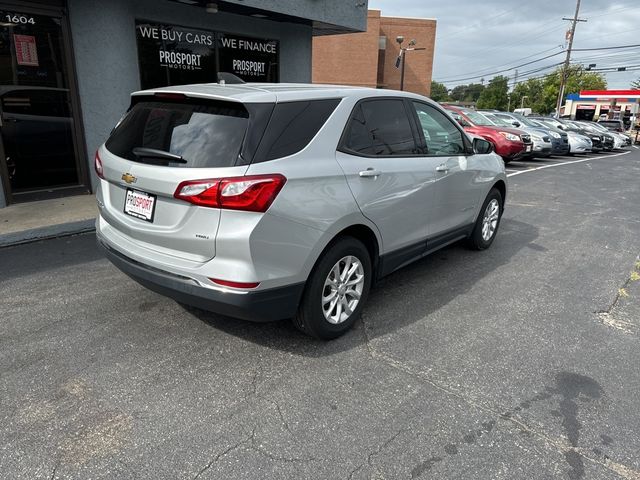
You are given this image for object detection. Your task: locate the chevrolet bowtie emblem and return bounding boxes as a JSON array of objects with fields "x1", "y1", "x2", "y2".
[{"x1": 121, "y1": 173, "x2": 137, "y2": 184}]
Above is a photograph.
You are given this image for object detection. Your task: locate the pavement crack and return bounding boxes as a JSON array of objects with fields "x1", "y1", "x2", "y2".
[
  {"x1": 248, "y1": 426, "x2": 314, "y2": 463},
  {"x1": 193, "y1": 432, "x2": 253, "y2": 479},
  {"x1": 272, "y1": 401, "x2": 292, "y2": 434},
  {"x1": 345, "y1": 428, "x2": 404, "y2": 479},
  {"x1": 366, "y1": 429, "x2": 404, "y2": 467},
  {"x1": 595, "y1": 255, "x2": 640, "y2": 335}
]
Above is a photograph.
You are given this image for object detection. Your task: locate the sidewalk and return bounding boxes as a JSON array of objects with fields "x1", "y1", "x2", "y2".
[{"x1": 0, "y1": 194, "x2": 97, "y2": 247}]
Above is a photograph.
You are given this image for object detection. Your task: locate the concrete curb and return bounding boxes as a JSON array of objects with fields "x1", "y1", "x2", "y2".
[{"x1": 0, "y1": 218, "x2": 96, "y2": 248}]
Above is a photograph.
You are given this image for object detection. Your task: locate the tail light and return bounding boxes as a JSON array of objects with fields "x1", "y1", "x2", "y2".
[
  {"x1": 95, "y1": 151, "x2": 104, "y2": 179},
  {"x1": 174, "y1": 174, "x2": 286, "y2": 212}
]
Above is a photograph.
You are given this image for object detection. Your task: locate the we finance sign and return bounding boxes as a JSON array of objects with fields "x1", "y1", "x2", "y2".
[{"x1": 218, "y1": 34, "x2": 279, "y2": 83}]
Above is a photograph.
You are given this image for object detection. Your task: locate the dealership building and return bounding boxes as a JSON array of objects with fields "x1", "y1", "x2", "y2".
[{"x1": 0, "y1": 0, "x2": 367, "y2": 208}]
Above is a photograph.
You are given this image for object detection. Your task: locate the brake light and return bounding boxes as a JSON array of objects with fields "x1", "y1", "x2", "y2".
[
  {"x1": 154, "y1": 92, "x2": 187, "y2": 100},
  {"x1": 209, "y1": 278, "x2": 260, "y2": 289},
  {"x1": 95, "y1": 151, "x2": 104, "y2": 179},
  {"x1": 174, "y1": 174, "x2": 286, "y2": 212}
]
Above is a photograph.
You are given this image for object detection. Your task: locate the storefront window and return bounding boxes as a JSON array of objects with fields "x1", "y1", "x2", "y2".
[
  {"x1": 217, "y1": 33, "x2": 278, "y2": 83},
  {"x1": 135, "y1": 21, "x2": 279, "y2": 89}
]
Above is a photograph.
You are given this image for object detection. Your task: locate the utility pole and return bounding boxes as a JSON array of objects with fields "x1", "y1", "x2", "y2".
[
  {"x1": 555, "y1": 0, "x2": 587, "y2": 118},
  {"x1": 507, "y1": 69, "x2": 519, "y2": 112}
]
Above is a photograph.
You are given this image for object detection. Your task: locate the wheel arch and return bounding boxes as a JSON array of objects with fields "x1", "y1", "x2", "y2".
[{"x1": 492, "y1": 179, "x2": 507, "y2": 207}]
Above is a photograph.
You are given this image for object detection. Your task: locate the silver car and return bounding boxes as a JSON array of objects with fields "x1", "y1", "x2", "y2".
[{"x1": 95, "y1": 84, "x2": 507, "y2": 339}]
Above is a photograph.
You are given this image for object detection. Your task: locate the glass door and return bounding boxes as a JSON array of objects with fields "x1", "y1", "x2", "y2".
[{"x1": 0, "y1": 7, "x2": 83, "y2": 202}]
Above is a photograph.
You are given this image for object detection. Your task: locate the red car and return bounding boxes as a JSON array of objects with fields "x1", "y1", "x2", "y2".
[{"x1": 442, "y1": 105, "x2": 532, "y2": 164}]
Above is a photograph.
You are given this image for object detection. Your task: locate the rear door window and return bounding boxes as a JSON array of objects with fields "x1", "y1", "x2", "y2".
[
  {"x1": 105, "y1": 99, "x2": 249, "y2": 168},
  {"x1": 341, "y1": 99, "x2": 418, "y2": 156}
]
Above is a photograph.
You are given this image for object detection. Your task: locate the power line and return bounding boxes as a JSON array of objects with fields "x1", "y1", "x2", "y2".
[
  {"x1": 437, "y1": 51, "x2": 565, "y2": 83},
  {"x1": 436, "y1": 46, "x2": 563, "y2": 82},
  {"x1": 573, "y1": 43, "x2": 640, "y2": 51}
]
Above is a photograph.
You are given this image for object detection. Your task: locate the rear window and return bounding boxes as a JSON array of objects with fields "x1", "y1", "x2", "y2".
[{"x1": 105, "y1": 99, "x2": 249, "y2": 168}]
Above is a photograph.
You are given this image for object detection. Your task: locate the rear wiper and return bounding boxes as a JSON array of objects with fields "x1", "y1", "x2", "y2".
[{"x1": 132, "y1": 147, "x2": 187, "y2": 164}]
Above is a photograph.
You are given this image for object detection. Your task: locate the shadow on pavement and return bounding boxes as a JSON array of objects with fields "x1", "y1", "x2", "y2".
[{"x1": 183, "y1": 217, "x2": 539, "y2": 357}]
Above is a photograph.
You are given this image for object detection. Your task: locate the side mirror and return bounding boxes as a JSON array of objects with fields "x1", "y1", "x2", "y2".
[
  {"x1": 472, "y1": 137, "x2": 494, "y2": 154},
  {"x1": 512, "y1": 121, "x2": 521, "y2": 128}
]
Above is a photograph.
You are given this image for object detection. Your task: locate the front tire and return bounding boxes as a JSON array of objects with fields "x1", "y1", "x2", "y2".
[
  {"x1": 293, "y1": 237, "x2": 372, "y2": 340},
  {"x1": 468, "y1": 188, "x2": 503, "y2": 250}
]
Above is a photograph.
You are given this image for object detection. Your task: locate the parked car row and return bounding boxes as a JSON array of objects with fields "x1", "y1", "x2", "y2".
[{"x1": 441, "y1": 104, "x2": 631, "y2": 164}]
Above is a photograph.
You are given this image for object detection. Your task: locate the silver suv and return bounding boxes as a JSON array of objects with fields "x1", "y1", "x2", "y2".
[{"x1": 96, "y1": 84, "x2": 507, "y2": 339}]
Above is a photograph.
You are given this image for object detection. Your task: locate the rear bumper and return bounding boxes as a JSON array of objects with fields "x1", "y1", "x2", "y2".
[{"x1": 98, "y1": 238, "x2": 304, "y2": 322}]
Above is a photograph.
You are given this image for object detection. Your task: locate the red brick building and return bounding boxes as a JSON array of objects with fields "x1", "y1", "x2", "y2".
[{"x1": 312, "y1": 10, "x2": 437, "y2": 96}]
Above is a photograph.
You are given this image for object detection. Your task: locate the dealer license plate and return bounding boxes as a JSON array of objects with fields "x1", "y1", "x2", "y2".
[{"x1": 124, "y1": 188, "x2": 156, "y2": 222}]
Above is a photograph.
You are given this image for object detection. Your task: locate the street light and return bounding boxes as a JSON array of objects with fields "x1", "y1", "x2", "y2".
[
  {"x1": 520, "y1": 95, "x2": 529, "y2": 109},
  {"x1": 395, "y1": 36, "x2": 426, "y2": 91}
]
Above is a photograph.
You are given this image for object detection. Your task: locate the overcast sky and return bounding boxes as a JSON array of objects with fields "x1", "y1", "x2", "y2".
[{"x1": 368, "y1": 0, "x2": 640, "y2": 91}]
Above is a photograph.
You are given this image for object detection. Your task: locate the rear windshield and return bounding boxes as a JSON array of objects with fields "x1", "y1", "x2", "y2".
[{"x1": 105, "y1": 99, "x2": 249, "y2": 168}]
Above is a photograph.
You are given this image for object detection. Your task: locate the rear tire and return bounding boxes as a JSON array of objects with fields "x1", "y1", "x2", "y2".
[
  {"x1": 293, "y1": 237, "x2": 372, "y2": 340},
  {"x1": 467, "y1": 188, "x2": 503, "y2": 250}
]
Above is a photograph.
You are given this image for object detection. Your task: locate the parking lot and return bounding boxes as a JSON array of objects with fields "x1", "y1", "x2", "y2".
[{"x1": 2, "y1": 148, "x2": 640, "y2": 479}]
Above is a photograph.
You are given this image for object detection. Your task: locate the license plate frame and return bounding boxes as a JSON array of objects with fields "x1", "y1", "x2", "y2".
[
  {"x1": 525, "y1": 145, "x2": 532, "y2": 153},
  {"x1": 124, "y1": 188, "x2": 157, "y2": 223}
]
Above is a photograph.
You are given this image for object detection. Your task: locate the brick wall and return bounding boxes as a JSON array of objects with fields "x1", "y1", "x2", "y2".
[
  {"x1": 312, "y1": 10, "x2": 436, "y2": 96},
  {"x1": 312, "y1": 10, "x2": 380, "y2": 87},
  {"x1": 380, "y1": 17, "x2": 436, "y2": 96}
]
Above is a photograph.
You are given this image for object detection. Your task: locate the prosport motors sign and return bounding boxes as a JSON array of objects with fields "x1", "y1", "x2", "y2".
[
  {"x1": 136, "y1": 22, "x2": 217, "y2": 89},
  {"x1": 135, "y1": 21, "x2": 279, "y2": 89},
  {"x1": 218, "y1": 34, "x2": 278, "y2": 82}
]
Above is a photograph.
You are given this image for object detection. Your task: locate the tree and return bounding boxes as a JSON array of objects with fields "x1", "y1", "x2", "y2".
[
  {"x1": 632, "y1": 78, "x2": 640, "y2": 90},
  {"x1": 449, "y1": 83, "x2": 484, "y2": 102},
  {"x1": 476, "y1": 76, "x2": 509, "y2": 110},
  {"x1": 506, "y1": 66, "x2": 607, "y2": 114},
  {"x1": 540, "y1": 65, "x2": 606, "y2": 114},
  {"x1": 429, "y1": 81, "x2": 450, "y2": 102}
]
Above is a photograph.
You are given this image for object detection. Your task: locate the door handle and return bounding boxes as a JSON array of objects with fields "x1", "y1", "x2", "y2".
[
  {"x1": 436, "y1": 164, "x2": 449, "y2": 173},
  {"x1": 359, "y1": 168, "x2": 382, "y2": 178}
]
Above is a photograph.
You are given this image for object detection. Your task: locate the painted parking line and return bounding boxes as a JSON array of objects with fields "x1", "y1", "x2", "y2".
[{"x1": 507, "y1": 150, "x2": 631, "y2": 177}]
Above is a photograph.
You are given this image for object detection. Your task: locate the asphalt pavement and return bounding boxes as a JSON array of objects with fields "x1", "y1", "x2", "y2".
[{"x1": 1, "y1": 148, "x2": 640, "y2": 479}]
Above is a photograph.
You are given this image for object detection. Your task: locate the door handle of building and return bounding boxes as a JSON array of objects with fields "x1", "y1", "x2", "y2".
[
  {"x1": 436, "y1": 164, "x2": 449, "y2": 173},
  {"x1": 359, "y1": 168, "x2": 382, "y2": 178}
]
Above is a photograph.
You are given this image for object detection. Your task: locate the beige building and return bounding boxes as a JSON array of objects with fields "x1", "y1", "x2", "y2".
[{"x1": 312, "y1": 10, "x2": 436, "y2": 96}]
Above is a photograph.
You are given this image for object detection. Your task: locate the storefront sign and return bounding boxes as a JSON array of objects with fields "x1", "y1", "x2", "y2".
[
  {"x1": 135, "y1": 21, "x2": 279, "y2": 89},
  {"x1": 218, "y1": 34, "x2": 279, "y2": 82},
  {"x1": 14, "y1": 34, "x2": 39, "y2": 66},
  {"x1": 135, "y1": 21, "x2": 217, "y2": 89}
]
